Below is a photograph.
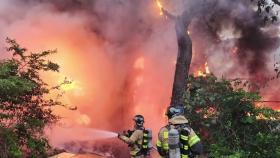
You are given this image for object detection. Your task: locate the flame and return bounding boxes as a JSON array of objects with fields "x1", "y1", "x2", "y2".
[
  {"x1": 197, "y1": 70, "x2": 205, "y2": 77},
  {"x1": 76, "y1": 114, "x2": 91, "y2": 125},
  {"x1": 60, "y1": 81, "x2": 77, "y2": 91},
  {"x1": 134, "y1": 57, "x2": 145, "y2": 70},
  {"x1": 195, "y1": 62, "x2": 211, "y2": 77},
  {"x1": 57, "y1": 76, "x2": 83, "y2": 93},
  {"x1": 156, "y1": 0, "x2": 163, "y2": 15},
  {"x1": 205, "y1": 62, "x2": 210, "y2": 74},
  {"x1": 0, "y1": 0, "x2": 177, "y2": 144}
]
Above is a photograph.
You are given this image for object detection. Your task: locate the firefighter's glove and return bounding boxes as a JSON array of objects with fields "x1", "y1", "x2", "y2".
[
  {"x1": 117, "y1": 132, "x2": 122, "y2": 139},
  {"x1": 122, "y1": 130, "x2": 128, "y2": 136}
]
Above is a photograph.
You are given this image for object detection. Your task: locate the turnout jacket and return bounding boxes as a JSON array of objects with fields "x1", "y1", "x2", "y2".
[
  {"x1": 119, "y1": 129, "x2": 145, "y2": 157},
  {"x1": 156, "y1": 116, "x2": 203, "y2": 158}
]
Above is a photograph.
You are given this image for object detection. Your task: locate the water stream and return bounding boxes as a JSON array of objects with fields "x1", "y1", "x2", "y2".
[{"x1": 47, "y1": 126, "x2": 118, "y2": 148}]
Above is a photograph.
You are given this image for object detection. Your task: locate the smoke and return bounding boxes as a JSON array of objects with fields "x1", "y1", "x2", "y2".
[
  {"x1": 211, "y1": 1, "x2": 278, "y2": 83},
  {"x1": 184, "y1": 0, "x2": 280, "y2": 106},
  {"x1": 0, "y1": 0, "x2": 175, "y2": 150},
  {"x1": 0, "y1": 0, "x2": 280, "y2": 154},
  {"x1": 174, "y1": 0, "x2": 279, "y2": 83}
]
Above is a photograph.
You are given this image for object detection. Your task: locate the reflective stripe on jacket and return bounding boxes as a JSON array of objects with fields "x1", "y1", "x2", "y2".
[
  {"x1": 142, "y1": 130, "x2": 149, "y2": 150},
  {"x1": 156, "y1": 116, "x2": 201, "y2": 158}
]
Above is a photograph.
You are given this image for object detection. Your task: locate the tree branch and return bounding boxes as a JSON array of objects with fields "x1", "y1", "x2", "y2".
[{"x1": 272, "y1": 0, "x2": 280, "y2": 6}]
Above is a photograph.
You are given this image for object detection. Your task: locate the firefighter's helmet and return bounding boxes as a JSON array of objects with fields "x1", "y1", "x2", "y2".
[
  {"x1": 166, "y1": 106, "x2": 185, "y2": 119},
  {"x1": 133, "y1": 115, "x2": 144, "y2": 127}
]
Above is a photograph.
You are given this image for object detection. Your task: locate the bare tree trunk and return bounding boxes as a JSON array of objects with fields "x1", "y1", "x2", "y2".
[{"x1": 163, "y1": 9, "x2": 192, "y2": 106}]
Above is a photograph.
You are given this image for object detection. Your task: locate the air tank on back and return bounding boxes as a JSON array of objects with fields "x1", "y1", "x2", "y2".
[
  {"x1": 168, "y1": 128, "x2": 180, "y2": 158},
  {"x1": 146, "y1": 129, "x2": 153, "y2": 149}
]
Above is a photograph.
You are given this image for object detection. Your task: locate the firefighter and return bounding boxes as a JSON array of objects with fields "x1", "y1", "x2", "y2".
[
  {"x1": 157, "y1": 106, "x2": 203, "y2": 158},
  {"x1": 118, "y1": 115, "x2": 152, "y2": 158}
]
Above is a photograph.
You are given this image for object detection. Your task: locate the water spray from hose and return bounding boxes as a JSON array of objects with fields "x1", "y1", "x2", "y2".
[{"x1": 47, "y1": 127, "x2": 118, "y2": 148}]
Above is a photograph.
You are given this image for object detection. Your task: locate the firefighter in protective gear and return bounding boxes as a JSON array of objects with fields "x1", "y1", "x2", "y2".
[
  {"x1": 157, "y1": 106, "x2": 203, "y2": 158},
  {"x1": 118, "y1": 115, "x2": 151, "y2": 158}
]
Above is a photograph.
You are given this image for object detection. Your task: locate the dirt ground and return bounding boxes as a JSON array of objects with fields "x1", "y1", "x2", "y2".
[{"x1": 50, "y1": 152, "x2": 104, "y2": 158}]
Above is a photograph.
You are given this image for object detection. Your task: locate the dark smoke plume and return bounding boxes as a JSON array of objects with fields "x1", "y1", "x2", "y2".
[{"x1": 180, "y1": 0, "x2": 280, "y2": 85}]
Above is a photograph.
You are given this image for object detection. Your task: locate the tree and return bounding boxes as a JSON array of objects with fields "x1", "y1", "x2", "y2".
[
  {"x1": 256, "y1": 0, "x2": 279, "y2": 23},
  {"x1": 184, "y1": 74, "x2": 280, "y2": 157},
  {"x1": 162, "y1": 7, "x2": 195, "y2": 106},
  {"x1": 0, "y1": 38, "x2": 70, "y2": 158},
  {"x1": 160, "y1": 0, "x2": 280, "y2": 156}
]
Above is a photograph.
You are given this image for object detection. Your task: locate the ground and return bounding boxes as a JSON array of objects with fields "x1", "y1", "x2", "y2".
[{"x1": 50, "y1": 152, "x2": 104, "y2": 158}]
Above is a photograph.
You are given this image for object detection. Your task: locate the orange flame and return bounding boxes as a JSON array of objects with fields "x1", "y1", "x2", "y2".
[
  {"x1": 76, "y1": 114, "x2": 91, "y2": 125},
  {"x1": 196, "y1": 70, "x2": 205, "y2": 77},
  {"x1": 205, "y1": 62, "x2": 210, "y2": 74},
  {"x1": 195, "y1": 62, "x2": 211, "y2": 77},
  {"x1": 156, "y1": 0, "x2": 163, "y2": 15}
]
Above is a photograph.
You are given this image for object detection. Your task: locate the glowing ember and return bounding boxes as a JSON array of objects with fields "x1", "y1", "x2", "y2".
[{"x1": 155, "y1": 0, "x2": 163, "y2": 15}]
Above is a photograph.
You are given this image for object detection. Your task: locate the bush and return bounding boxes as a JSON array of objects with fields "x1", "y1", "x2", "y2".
[
  {"x1": 184, "y1": 74, "x2": 280, "y2": 158},
  {"x1": 0, "y1": 38, "x2": 70, "y2": 158}
]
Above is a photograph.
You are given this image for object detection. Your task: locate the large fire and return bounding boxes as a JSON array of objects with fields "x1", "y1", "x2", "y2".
[
  {"x1": 3, "y1": 2, "x2": 188, "y2": 150},
  {"x1": 0, "y1": 1, "x2": 279, "y2": 156}
]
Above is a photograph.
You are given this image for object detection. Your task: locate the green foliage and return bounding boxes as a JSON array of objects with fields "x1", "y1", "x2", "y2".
[
  {"x1": 184, "y1": 74, "x2": 280, "y2": 158},
  {"x1": 0, "y1": 63, "x2": 34, "y2": 102},
  {"x1": 0, "y1": 127, "x2": 22, "y2": 158},
  {"x1": 0, "y1": 38, "x2": 69, "y2": 157}
]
